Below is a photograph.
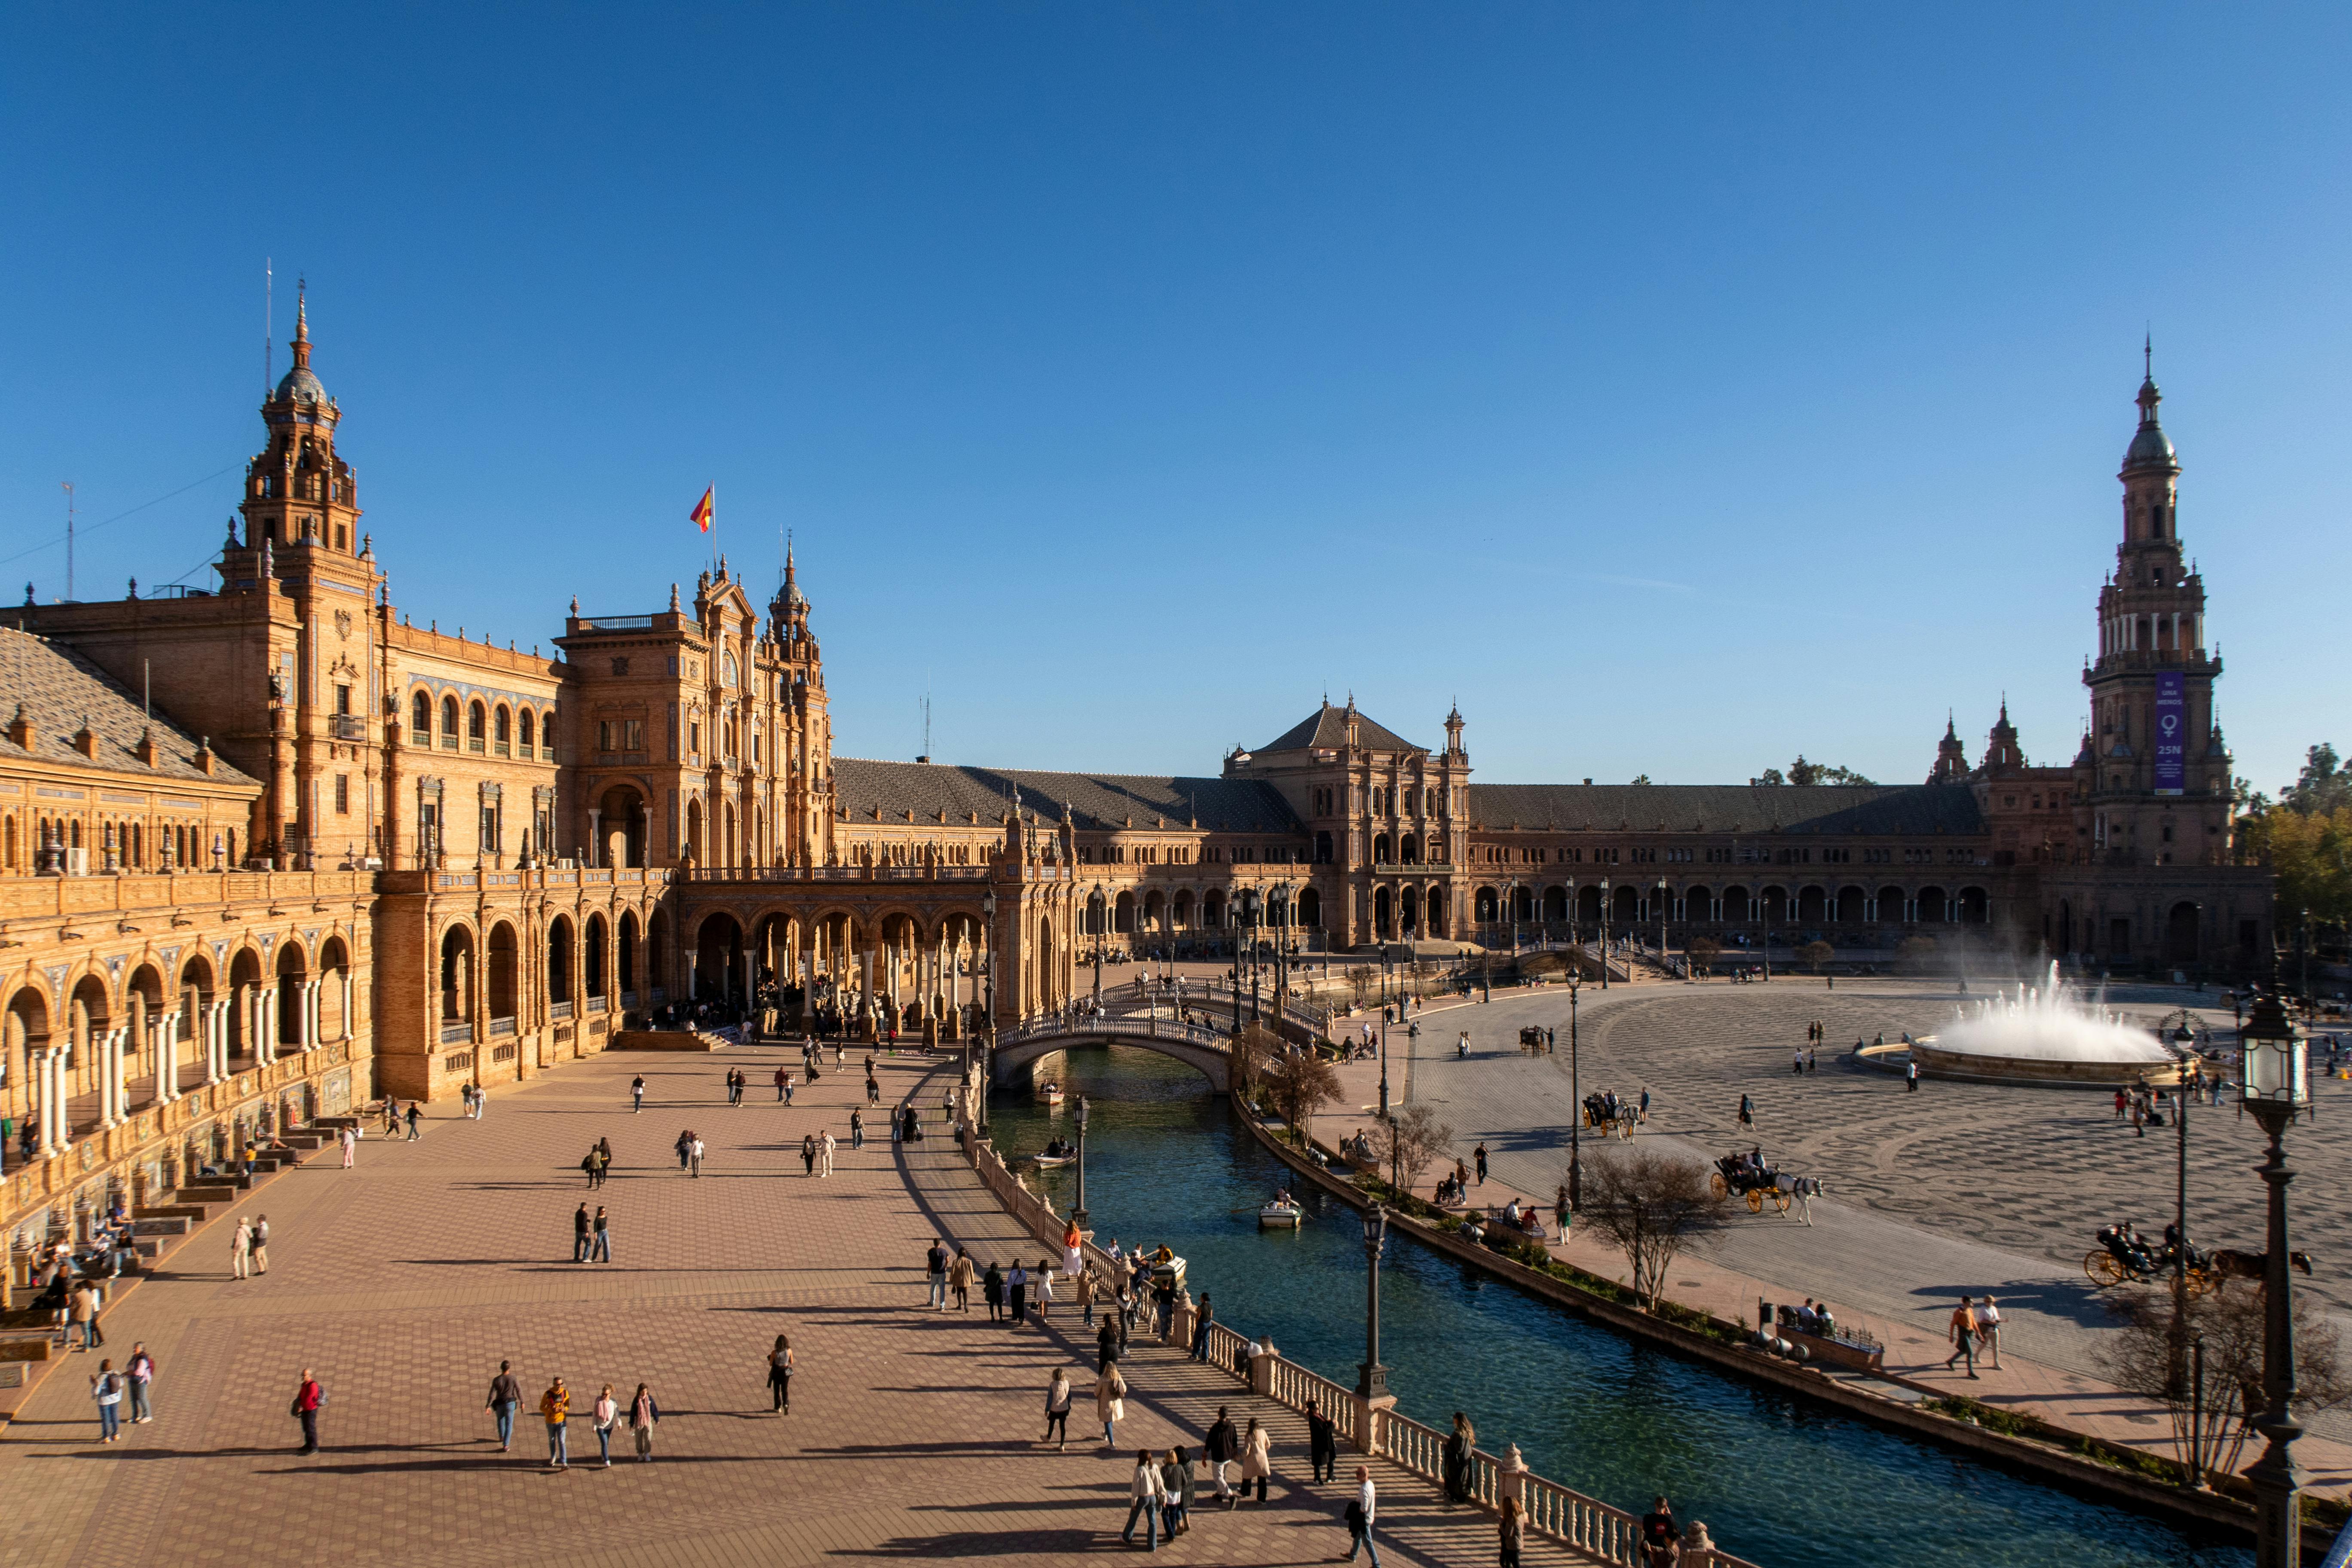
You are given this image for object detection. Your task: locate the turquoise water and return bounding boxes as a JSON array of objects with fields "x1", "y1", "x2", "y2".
[{"x1": 986, "y1": 1045, "x2": 2250, "y2": 1568}]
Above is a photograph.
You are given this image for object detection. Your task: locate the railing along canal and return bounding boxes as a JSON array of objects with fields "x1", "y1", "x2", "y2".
[{"x1": 951, "y1": 1100, "x2": 1755, "y2": 1568}]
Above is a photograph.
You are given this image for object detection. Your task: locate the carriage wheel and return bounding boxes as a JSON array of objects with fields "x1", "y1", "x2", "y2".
[
  {"x1": 2084, "y1": 1251, "x2": 2125, "y2": 1289},
  {"x1": 2185, "y1": 1266, "x2": 2217, "y2": 1299},
  {"x1": 1710, "y1": 1172, "x2": 1729, "y2": 1199},
  {"x1": 1771, "y1": 1188, "x2": 1792, "y2": 1215},
  {"x1": 1746, "y1": 1188, "x2": 1765, "y2": 1213}
]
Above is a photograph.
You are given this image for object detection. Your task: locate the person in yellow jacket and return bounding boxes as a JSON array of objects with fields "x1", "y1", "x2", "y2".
[{"x1": 540, "y1": 1377, "x2": 572, "y2": 1468}]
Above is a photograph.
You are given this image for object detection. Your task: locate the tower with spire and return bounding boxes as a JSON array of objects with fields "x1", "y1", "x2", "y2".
[
  {"x1": 1928, "y1": 715, "x2": 1968, "y2": 784},
  {"x1": 2076, "y1": 348, "x2": 2230, "y2": 867}
]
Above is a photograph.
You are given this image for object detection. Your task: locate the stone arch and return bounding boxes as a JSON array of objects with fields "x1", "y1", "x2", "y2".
[
  {"x1": 1399, "y1": 885, "x2": 1421, "y2": 935},
  {"x1": 486, "y1": 922, "x2": 519, "y2": 1024},
  {"x1": 440, "y1": 922, "x2": 476, "y2": 1031},
  {"x1": 1835, "y1": 885, "x2": 1866, "y2": 924},
  {"x1": 1878, "y1": 884, "x2": 1906, "y2": 923},
  {"x1": 1203, "y1": 888, "x2": 1226, "y2": 929},
  {"x1": 227, "y1": 946, "x2": 266, "y2": 1060},
  {"x1": 1298, "y1": 886, "x2": 1323, "y2": 930},
  {"x1": 1721, "y1": 884, "x2": 1751, "y2": 923},
  {"x1": 1474, "y1": 884, "x2": 1498, "y2": 923},
  {"x1": 493, "y1": 702, "x2": 513, "y2": 754},
  {"x1": 1141, "y1": 889, "x2": 1165, "y2": 935},
  {"x1": 410, "y1": 688, "x2": 432, "y2": 742},
  {"x1": 1373, "y1": 833, "x2": 1393, "y2": 865},
  {"x1": 647, "y1": 907, "x2": 671, "y2": 995},
  {"x1": 1577, "y1": 884, "x2": 1604, "y2": 922},
  {"x1": 4, "y1": 983, "x2": 50, "y2": 1096},
  {"x1": 519, "y1": 706, "x2": 537, "y2": 753},
  {"x1": 468, "y1": 699, "x2": 488, "y2": 752},
  {"x1": 1172, "y1": 889, "x2": 1193, "y2": 930},
  {"x1": 548, "y1": 915, "x2": 576, "y2": 1008},
  {"x1": 275, "y1": 939, "x2": 308, "y2": 1049},
  {"x1": 2166, "y1": 900, "x2": 2200, "y2": 965},
  {"x1": 1957, "y1": 886, "x2": 1989, "y2": 925},
  {"x1": 1400, "y1": 833, "x2": 1420, "y2": 866},
  {"x1": 319, "y1": 935, "x2": 352, "y2": 1041},
  {"x1": 440, "y1": 694, "x2": 460, "y2": 746},
  {"x1": 597, "y1": 783, "x2": 648, "y2": 870},
  {"x1": 1611, "y1": 884, "x2": 1639, "y2": 925},
  {"x1": 1114, "y1": 889, "x2": 1136, "y2": 935},
  {"x1": 1542, "y1": 884, "x2": 1568, "y2": 921},
  {"x1": 126, "y1": 963, "x2": 166, "y2": 1081},
  {"x1": 695, "y1": 910, "x2": 744, "y2": 1002},
  {"x1": 684, "y1": 797, "x2": 705, "y2": 866},
  {"x1": 585, "y1": 913, "x2": 608, "y2": 1002},
  {"x1": 1917, "y1": 885, "x2": 1949, "y2": 923},
  {"x1": 1374, "y1": 885, "x2": 1394, "y2": 939},
  {"x1": 1797, "y1": 885, "x2": 1828, "y2": 925}
]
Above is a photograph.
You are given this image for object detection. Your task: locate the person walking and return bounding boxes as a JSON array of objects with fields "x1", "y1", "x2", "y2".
[
  {"x1": 801, "y1": 1133, "x2": 818, "y2": 1177},
  {"x1": 594, "y1": 1138, "x2": 612, "y2": 1187},
  {"x1": 1344, "y1": 1466, "x2": 1380, "y2": 1565},
  {"x1": 1035, "y1": 1258, "x2": 1055, "y2": 1323},
  {"x1": 1499, "y1": 1496, "x2": 1525, "y2": 1568},
  {"x1": 1122, "y1": 1447, "x2": 1166, "y2": 1551},
  {"x1": 675, "y1": 1128, "x2": 694, "y2": 1172},
  {"x1": 1189, "y1": 1291, "x2": 1214, "y2": 1359},
  {"x1": 768, "y1": 1332, "x2": 794, "y2": 1413},
  {"x1": 982, "y1": 1260, "x2": 1005, "y2": 1323},
  {"x1": 485, "y1": 1360, "x2": 523, "y2": 1450},
  {"x1": 925, "y1": 1238, "x2": 949, "y2": 1310},
  {"x1": 592, "y1": 1384, "x2": 619, "y2": 1467},
  {"x1": 1906, "y1": 1058, "x2": 1920, "y2": 1092},
  {"x1": 71, "y1": 1280, "x2": 104, "y2": 1349},
  {"x1": 689, "y1": 1135, "x2": 705, "y2": 1177},
  {"x1": 1097, "y1": 1313, "x2": 1122, "y2": 1372},
  {"x1": 405, "y1": 1102, "x2": 421, "y2": 1140},
  {"x1": 1944, "y1": 1295, "x2": 1981, "y2": 1378},
  {"x1": 91, "y1": 1358, "x2": 125, "y2": 1442},
  {"x1": 849, "y1": 1106, "x2": 864, "y2": 1148},
  {"x1": 1978, "y1": 1295, "x2": 2004, "y2": 1370},
  {"x1": 126, "y1": 1342, "x2": 156, "y2": 1424},
  {"x1": 820, "y1": 1130, "x2": 836, "y2": 1178},
  {"x1": 1043, "y1": 1366, "x2": 1073, "y2": 1448},
  {"x1": 291, "y1": 1368, "x2": 323, "y2": 1455},
  {"x1": 1162, "y1": 1445, "x2": 1195, "y2": 1538},
  {"x1": 949, "y1": 1246, "x2": 975, "y2": 1313},
  {"x1": 1203, "y1": 1404, "x2": 1238, "y2": 1503},
  {"x1": 230, "y1": 1216, "x2": 252, "y2": 1281},
  {"x1": 632, "y1": 1074, "x2": 646, "y2": 1113},
  {"x1": 785, "y1": 1074, "x2": 797, "y2": 1106},
  {"x1": 590, "y1": 1206, "x2": 611, "y2": 1263},
  {"x1": 540, "y1": 1376, "x2": 572, "y2": 1467},
  {"x1": 1306, "y1": 1398, "x2": 1337, "y2": 1484},
  {"x1": 1474, "y1": 1143, "x2": 1489, "y2": 1186},
  {"x1": 774, "y1": 1065, "x2": 790, "y2": 1101},
  {"x1": 1006, "y1": 1260, "x2": 1029, "y2": 1327},
  {"x1": 1077, "y1": 1266, "x2": 1098, "y2": 1328},
  {"x1": 1238, "y1": 1415, "x2": 1271, "y2": 1504},
  {"x1": 1095, "y1": 1363, "x2": 1127, "y2": 1448},
  {"x1": 573, "y1": 1203, "x2": 592, "y2": 1263},
  {"x1": 339, "y1": 1124, "x2": 356, "y2": 1168},
  {"x1": 581, "y1": 1148, "x2": 600, "y2": 1188},
  {"x1": 1737, "y1": 1093, "x2": 1754, "y2": 1129},
  {"x1": 629, "y1": 1382, "x2": 660, "y2": 1461}
]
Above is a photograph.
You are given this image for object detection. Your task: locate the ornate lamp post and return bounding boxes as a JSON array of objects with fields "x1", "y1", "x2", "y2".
[
  {"x1": 1357, "y1": 1201, "x2": 1390, "y2": 1398},
  {"x1": 1657, "y1": 877, "x2": 1669, "y2": 975},
  {"x1": 1566, "y1": 966, "x2": 1583, "y2": 1211},
  {"x1": 1599, "y1": 877, "x2": 1611, "y2": 990},
  {"x1": 1091, "y1": 881, "x2": 1106, "y2": 1009},
  {"x1": 2239, "y1": 986, "x2": 2310, "y2": 1568},
  {"x1": 1072, "y1": 1094, "x2": 1091, "y2": 1233},
  {"x1": 977, "y1": 889, "x2": 997, "y2": 1134}
]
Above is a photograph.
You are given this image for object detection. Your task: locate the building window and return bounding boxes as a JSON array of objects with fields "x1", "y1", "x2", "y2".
[
  {"x1": 625, "y1": 718, "x2": 644, "y2": 751},
  {"x1": 599, "y1": 720, "x2": 617, "y2": 753},
  {"x1": 441, "y1": 695, "x2": 460, "y2": 749},
  {"x1": 480, "y1": 803, "x2": 499, "y2": 853},
  {"x1": 494, "y1": 706, "x2": 511, "y2": 757},
  {"x1": 520, "y1": 708, "x2": 536, "y2": 755},
  {"x1": 335, "y1": 775, "x2": 349, "y2": 814},
  {"x1": 334, "y1": 683, "x2": 352, "y2": 717},
  {"x1": 469, "y1": 702, "x2": 487, "y2": 753},
  {"x1": 412, "y1": 691, "x2": 431, "y2": 742}
]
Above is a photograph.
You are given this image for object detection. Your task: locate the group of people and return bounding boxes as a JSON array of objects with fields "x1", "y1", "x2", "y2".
[{"x1": 481, "y1": 1360, "x2": 664, "y2": 1466}]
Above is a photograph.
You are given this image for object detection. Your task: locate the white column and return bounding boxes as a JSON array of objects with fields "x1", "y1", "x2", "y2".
[
  {"x1": 105, "y1": 1026, "x2": 126, "y2": 1126},
  {"x1": 303, "y1": 979, "x2": 321, "y2": 1051},
  {"x1": 341, "y1": 972, "x2": 355, "y2": 1042},
  {"x1": 206, "y1": 1000, "x2": 227, "y2": 1083},
  {"x1": 159, "y1": 1011, "x2": 181, "y2": 1102},
  {"x1": 44, "y1": 1047, "x2": 69, "y2": 1154}
]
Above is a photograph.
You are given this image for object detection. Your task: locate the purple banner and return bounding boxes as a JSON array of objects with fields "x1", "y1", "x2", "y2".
[{"x1": 2153, "y1": 670, "x2": 2186, "y2": 794}]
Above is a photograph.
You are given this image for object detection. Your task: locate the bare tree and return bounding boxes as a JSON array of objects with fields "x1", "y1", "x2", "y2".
[
  {"x1": 1798, "y1": 939, "x2": 1835, "y2": 974},
  {"x1": 1265, "y1": 1048, "x2": 1342, "y2": 1146},
  {"x1": 1685, "y1": 936, "x2": 1721, "y2": 975},
  {"x1": 2095, "y1": 1285, "x2": 2350, "y2": 1484},
  {"x1": 1578, "y1": 1145, "x2": 1723, "y2": 1310},
  {"x1": 1373, "y1": 1103, "x2": 1453, "y2": 1198}
]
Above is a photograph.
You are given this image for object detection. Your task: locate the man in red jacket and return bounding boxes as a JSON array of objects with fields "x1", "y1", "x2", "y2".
[{"x1": 293, "y1": 1368, "x2": 324, "y2": 1454}]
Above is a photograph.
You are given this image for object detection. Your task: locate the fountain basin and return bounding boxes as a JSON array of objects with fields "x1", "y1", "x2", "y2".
[{"x1": 1906, "y1": 1034, "x2": 2187, "y2": 1088}]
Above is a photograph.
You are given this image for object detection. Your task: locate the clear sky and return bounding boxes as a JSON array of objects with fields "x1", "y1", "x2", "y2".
[{"x1": 6, "y1": 4, "x2": 2345, "y2": 794}]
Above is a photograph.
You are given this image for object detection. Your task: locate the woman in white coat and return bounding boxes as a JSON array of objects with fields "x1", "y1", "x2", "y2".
[
  {"x1": 1238, "y1": 1414, "x2": 1273, "y2": 1504},
  {"x1": 1095, "y1": 1364, "x2": 1127, "y2": 1449}
]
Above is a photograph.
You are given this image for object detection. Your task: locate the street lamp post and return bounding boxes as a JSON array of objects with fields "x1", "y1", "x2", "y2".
[
  {"x1": 1566, "y1": 967, "x2": 1583, "y2": 1211},
  {"x1": 1599, "y1": 878, "x2": 1611, "y2": 990},
  {"x1": 1092, "y1": 882, "x2": 1105, "y2": 1009},
  {"x1": 1657, "y1": 878, "x2": 1669, "y2": 977},
  {"x1": 2239, "y1": 985, "x2": 2311, "y2": 1568},
  {"x1": 979, "y1": 889, "x2": 998, "y2": 1134},
  {"x1": 1072, "y1": 1094, "x2": 1091, "y2": 1233},
  {"x1": 1356, "y1": 1202, "x2": 1390, "y2": 1399}
]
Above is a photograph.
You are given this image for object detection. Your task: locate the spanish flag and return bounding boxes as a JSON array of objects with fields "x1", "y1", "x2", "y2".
[{"x1": 690, "y1": 487, "x2": 714, "y2": 533}]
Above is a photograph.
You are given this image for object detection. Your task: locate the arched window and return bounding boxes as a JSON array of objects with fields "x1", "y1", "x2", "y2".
[
  {"x1": 518, "y1": 707, "x2": 536, "y2": 753},
  {"x1": 468, "y1": 701, "x2": 487, "y2": 752},
  {"x1": 493, "y1": 706, "x2": 511, "y2": 755},
  {"x1": 411, "y1": 691, "x2": 431, "y2": 742},
  {"x1": 441, "y1": 695, "x2": 460, "y2": 748}
]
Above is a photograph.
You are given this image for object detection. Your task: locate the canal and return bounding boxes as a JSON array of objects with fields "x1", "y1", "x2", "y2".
[{"x1": 985, "y1": 1044, "x2": 2248, "y2": 1568}]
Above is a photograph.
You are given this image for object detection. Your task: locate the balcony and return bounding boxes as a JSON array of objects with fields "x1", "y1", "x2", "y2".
[
  {"x1": 550, "y1": 999, "x2": 573, "y2": 1020},
  {"x1": 439, "y1": 1020, "x2": 472, "y2": 1045},
  {"x1": 489, "y1": 1015, "x2": 517, "y2": 1037},
  {"x1": 329, "y1": 714, "x2": 367, "y2": 741}
]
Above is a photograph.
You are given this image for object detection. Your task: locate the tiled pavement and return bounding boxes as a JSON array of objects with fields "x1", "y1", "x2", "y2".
[
  {"x1": 0, "y1": 1039, "x2": 1586, "y2": 1568},
  {"x1": 1315, "y1": 977, "x2": 2352, "y2": 1489}
]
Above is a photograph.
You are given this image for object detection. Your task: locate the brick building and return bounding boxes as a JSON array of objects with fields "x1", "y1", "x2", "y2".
[{"x1": 0, "y1": 306, "x2": 2272, "y2": 1259}]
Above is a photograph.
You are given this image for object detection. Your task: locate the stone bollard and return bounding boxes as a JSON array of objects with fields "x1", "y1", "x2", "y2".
[
  {"x1": 1349, "y1": 1389, "x2": 1396, "y2": 1455},
  {"x1": 1250, "y1": 1335, "x2": 1280, "y2": 1397},
  {"x1": 1169, "y1": 1289, "x2": 1195, "y2": 1348},
  {"x1": 1684, "y1": 1522, "x2": 1716, "y2": 1565},
  {"x1": 1498, "y1": 1442, "x2": 1528, "y2": 1509}
]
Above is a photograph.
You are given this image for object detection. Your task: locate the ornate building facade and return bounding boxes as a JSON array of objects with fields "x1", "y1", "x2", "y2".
[{"x1": 0, "y1": 306, "x2": 2272, "y2": 1259}]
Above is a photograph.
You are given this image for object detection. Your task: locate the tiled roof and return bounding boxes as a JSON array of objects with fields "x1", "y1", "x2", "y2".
[
  {"x1": 1466, "y1": 782, "x2": 1984, "y2": 836},
  {"x1": 1255, "y1": 702, "x2": 1424, "y2": 756},
  {"x1": 0, "y1": 627, "x2": 257, "y2": 787},
  {"x1": 833, "y1": 758, "x2": 1303, "y2": 835}
]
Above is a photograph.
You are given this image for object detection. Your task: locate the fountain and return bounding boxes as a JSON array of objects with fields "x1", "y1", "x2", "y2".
[{"x1": 1908, "y1": 962, "x2": 2188, "y2": 1087}]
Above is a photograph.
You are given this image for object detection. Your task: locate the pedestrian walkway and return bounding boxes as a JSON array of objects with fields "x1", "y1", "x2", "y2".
[{"x1": 0, "y1": 1036, "x2": 1603, "y2": 1567}]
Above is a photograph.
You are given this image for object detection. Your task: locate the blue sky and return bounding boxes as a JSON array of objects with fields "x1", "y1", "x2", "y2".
[{"x1": 5, "y1": 4, "x2": 2346, "y2": 793}]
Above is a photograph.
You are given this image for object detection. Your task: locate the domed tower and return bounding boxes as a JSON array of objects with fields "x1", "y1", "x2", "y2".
[
  {"x1": 1979, "y1": 700, "x2": 2024, "y2": 776},
  {"x1": 2082, "y1": 346, "x2": 2225, "y2": 864},
  {"x1": 768, "y1": 543, "x2": 832, "y2": 867},
  {"x1": 226, "y1": 291, "x2": 373, "y2": 592},
  {"x1": 1928, "y1": 715, "x2": 1968, "y2": 783}
]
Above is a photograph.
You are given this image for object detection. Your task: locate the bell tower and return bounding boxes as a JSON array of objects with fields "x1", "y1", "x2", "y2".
[
  {"x1": 226, "y1": 291, "x2": 374, "y2": 594},
  {"x1": 2079, "y1": 348, "x2": 2228, "y2": 865}
]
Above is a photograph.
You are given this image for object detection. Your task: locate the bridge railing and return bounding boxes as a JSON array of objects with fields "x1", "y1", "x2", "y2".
[{"x1": 995, "y1": 1014, "x2": 1229, "y2": 1053}]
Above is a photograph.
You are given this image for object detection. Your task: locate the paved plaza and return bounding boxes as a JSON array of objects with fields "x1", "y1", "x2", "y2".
[
  {"x1": 1, "y1": 1038, "x2": 1592, "y2": 1568},
  {"x1": 1373, "y1": 974, "x2": 2352, "y2": 1470}
]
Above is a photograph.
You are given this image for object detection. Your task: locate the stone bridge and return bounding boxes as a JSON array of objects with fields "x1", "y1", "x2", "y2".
[{"x1": 989, "y1": 1014, "x2": 1233, "y2": 1094}]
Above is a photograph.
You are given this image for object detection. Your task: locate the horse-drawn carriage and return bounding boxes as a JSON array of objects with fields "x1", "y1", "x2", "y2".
[
  {"x1": 1581, "y1": 1091, "x2": 1638, "y2": 1140},
  {"x1": 1711, "y1": 1151, "x2": 1793, "y2": 1214},
  {"x1": 2083, "y1": 1223, "x2": 2218, "y2": 1294}
]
